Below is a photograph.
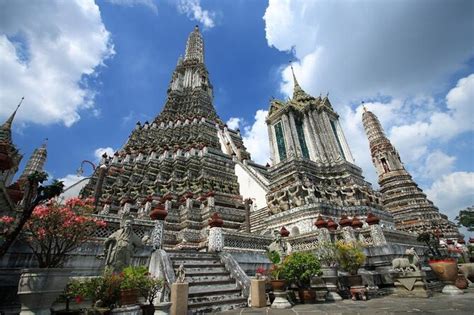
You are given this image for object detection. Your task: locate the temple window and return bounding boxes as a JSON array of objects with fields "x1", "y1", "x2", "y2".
[
  {"x1": 296, "y1": 120, "x2": 310, "y2": 159},
  {"x1": 274, "y1": 121, "x2": 287, "y2": 161},
  {"x1": 381, "y1": 158, "x2": 390, "y2": 173}
]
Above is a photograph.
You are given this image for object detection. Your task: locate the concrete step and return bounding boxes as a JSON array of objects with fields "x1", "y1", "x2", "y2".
[
  {"x1": 167, "y1": 251, "x2": 217, "y2": 258},
  {"x1": 188, "y1": 297, "x2": 248, "y2": 313},
  {"x1": 188, "y1": 279, "x2": 235, "y2": 287},
  {"x1": 189, "y1": 284, "x2": 239, "y2": 295},
  {"x1": 171, "y1": 258, "x2": 222, "y2": 266},
  {"x1": 188, "y1": 287, "x2": 242, "y2": 300},
  {"x1": 181, "y1": 266, "x2": 227, "y2": 273},
  {"x1": 186, "y1": 273, "x2": 231, "y2": 282}
]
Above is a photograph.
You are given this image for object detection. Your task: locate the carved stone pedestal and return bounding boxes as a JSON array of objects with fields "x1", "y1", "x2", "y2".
[
  {"x1": 154, "y1": 302, "x2": 172, "y2": 315},
  {"x1": 271, "y1": 291, "x2": 292, "y2": 309},
  {"x1": 322, "y1": 276, "x2": 342, "y2": 301},
  {"x1": 349, "y1": 286, "x2": 367, "y2": 301},
  {"x1": 311, "y1": 277, "x2": 328, "y2": 302},
  {"x1": 110, "y1": 305, "x2": 141, "y2": 315},
  {"x1": 393, "y1": 271, "x2": 431, "y2": 298}
]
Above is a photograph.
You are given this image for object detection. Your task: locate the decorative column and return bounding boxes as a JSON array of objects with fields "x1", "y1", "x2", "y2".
[
  {"x1": 339, "y1": 215, "x2": 355, "y2": 242},
  {"x1": 366, "y1": 213, "x2": 386, "y2": 246},
  {"x1": 267, "y1": 124, "x2": 278, "y2": 164},
  {"x1": 281, "y1": 113, "x2": 296, "y2": 158},
  {"x1": 119, "y1": 196, "x2": 134, "y2": 217},
  {"x1": 150, "y1": 204, "x2": 168, "y2": 250},
  {"x1": 208, "y1": 212, "x2": 224, "y2": 252},
  {"x1": 288, "y1": 110, "x2": 303, "y2": 157},
  {"x1": 244, "y1": 198, "x2": 252, "y2": 233},
  {"x1": 314, "y1": 215, "x2": 331, "y2": 242},
  {"x1": 302, "y1": 112, "x2": 319, "y2": 162},
  {"x1": 100, "y1": 198, "x2": 112, "y2": 215}
]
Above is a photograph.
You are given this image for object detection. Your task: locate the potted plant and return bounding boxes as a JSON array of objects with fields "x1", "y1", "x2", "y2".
[
  {"x1": 315, "y1": 241, "x2": 338, "y2": 276},
  {"x1": 281, "y1": 252, "x2": 321, "y2": 303},
  {"x1": 417, "y1": 232, "x2": 462, "y2": 294},
  {"x1": 266, "y1": 250, "x2": 286, "y2": 292},
  {"x1": 138, "y1": 276, "x2": 163, "y2": 315},
  {"x1": 120, "y1": 265, "x2": 149, "y2": 306},
  {"x1": 335, "y1": 241, "x2": 365, "y2": 287},
  {"x1": 17, "y1": 197, "x2": 106, "y2": 314},
  {"x1": 251, "y1": 267, "x2": 267, "y2": 308}
]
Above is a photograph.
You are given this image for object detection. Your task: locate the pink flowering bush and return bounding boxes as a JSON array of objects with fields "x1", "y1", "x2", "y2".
[
  {"x1": 24, "y1": 198, "x2": 106, "y2": 268},
  {"x1": 0, "y1": 215, "x2": 16, "y2": 243}
]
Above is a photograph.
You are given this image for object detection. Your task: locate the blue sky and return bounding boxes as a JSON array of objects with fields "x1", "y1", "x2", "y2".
[{"x1": 1, "y1": 0, "x2": 473, "y2": 236}]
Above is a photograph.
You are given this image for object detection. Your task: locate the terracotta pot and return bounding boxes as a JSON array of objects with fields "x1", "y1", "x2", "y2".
[
  {"x1": 455, "y1": 274, "x2": 469, "y2": 290},
  {"x1": 120, "y1": 288, "x2": 138, "y2": 306},
  {"x1": 428, "y1": 259, "x2": 458, "y2": 283},
  {"x1": 17, "y1": 268, "x2": 72, "y2": 315},
  {"x1": 270, "y1": 280, "x2": 287, "y2": 292},
  {"x1": 298, "y1": 289, "x2": 316, "y2": 304},
  {"x1": 346, "y1": 274, "x2": 363, "y2": 287}
]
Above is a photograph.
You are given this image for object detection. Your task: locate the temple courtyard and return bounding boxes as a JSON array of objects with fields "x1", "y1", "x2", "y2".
[{"x1": 220, "y1": 288, "x2": 474, "y2": 315}]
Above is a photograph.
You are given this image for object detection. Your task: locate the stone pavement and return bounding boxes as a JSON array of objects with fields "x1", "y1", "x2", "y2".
[{"x1": 218, "y1": 288, "x2": 474, "y2": 314}]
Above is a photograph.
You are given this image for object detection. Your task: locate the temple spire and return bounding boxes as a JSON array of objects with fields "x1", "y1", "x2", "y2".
[
  {"x1": 18, "y1": 138, "x2": 48, "y2": 184},
  {"x1": 0, "y1": 97, "x2": 24, "y2": 144},
  {"x1": 184, "y1": 25, "x2": 204, "y2": 63},
  {"x1": 289, "y1": 62, "x2": 312, "y2": 101},
  {"x1": 2, "y1": 97, "x2": 23, "y2": 131}
]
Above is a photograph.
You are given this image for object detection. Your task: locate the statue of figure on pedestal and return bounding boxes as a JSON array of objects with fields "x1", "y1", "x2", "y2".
[{"x1": 103, "y1": 217, "x2": 143, "y2": 272}]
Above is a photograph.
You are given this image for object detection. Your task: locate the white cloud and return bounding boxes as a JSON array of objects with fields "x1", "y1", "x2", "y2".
[
  {"x1": 0, "y1": 0, "x2": 114, "y2": 127},
  {"x1": 426, "y1": 172, "x2": 474, "y2": 222},
  {"x1": 241, "y1": 110, "x2": 270, "y2": 165},
  {"x1": 264, "y1": 0, "x2": 474, "y2": 102},
  {"x1": 105, "y1": 0, "x2": 158, "y2": 14},
  {"x1": 94, "y1": 147, "x2": 115, "y2": 162},
  {"x1": 419, "y1": 151, "x2": 456, "y2": 180},
  {"x1": 177, "y1": 0, "x2": 215, "y2": 29},
  {"x1": 58, "y1": 174, "x2": 89, "y2": 200},
  {"x1": 226, "y1": 117, "x2": 241, "y2": 130}
]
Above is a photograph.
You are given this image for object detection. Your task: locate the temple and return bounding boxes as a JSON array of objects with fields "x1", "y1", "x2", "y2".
[
  {"x1": 0, "y1": 27, "x2": 464, "y2": 313},
  {"x1": 362, "y1": 107, "x2": 459, "y2": 237}
]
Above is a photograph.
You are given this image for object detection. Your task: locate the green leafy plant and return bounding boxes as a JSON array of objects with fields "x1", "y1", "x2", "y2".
[
  {"x1": 417, "y1": 232, "x2": 450, "y2": 260},
  {"x1": 266, "y1": 250, "x2": 286, "y2": 280},
  {"x1": 281, "y1": 252, "x2": 321, "y2": 288},
  {"x1": 121, "y1": 265, "x2": 149, "y2": 290},
  {"x1": 315, "y1": 241, "x2": 338, "y2": 267},
  {"x1": 267, "y1": 250, "x2": 281, "y2": 264},
  {"x1": 456, "y1": 208, "x2": 474, "y2": 232},
  {"x1": 335, "y1": 241, "x2": 365, "y2": 275},
  {"x1": 139, "y1": 277, "x2": 163, "y2": 305}
]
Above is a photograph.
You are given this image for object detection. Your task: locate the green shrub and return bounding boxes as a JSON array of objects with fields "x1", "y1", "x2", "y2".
[{"x1": 281, "y1": 252, "x2": 321, "y2": 288}]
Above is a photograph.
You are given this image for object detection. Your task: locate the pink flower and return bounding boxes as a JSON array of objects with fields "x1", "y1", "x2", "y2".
[{"x1": 0, "y1": 216, "x2": 15, "y2": 224}]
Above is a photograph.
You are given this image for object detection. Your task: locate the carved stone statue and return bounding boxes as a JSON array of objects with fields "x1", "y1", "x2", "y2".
[
  {"x1": 267, "y1": 231, "x2": 292, "y2": 260},
  {"x1": 103, "y1": 218, "x2": 143, "y2": 272},
  {"x1": 176, "y1": 264, "x2": 186, "y2": 283},
  {"x1": 392, "y1": 247, "x2": 420, "y2": 274}
]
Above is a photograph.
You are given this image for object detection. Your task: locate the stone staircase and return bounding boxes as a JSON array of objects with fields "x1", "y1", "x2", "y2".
[
  {"x1": 167, "y1": 250, "x2": 248, "y2": 313},
  {"x1": 247, "y1": 207, "x2": 268, "y2": 233}
]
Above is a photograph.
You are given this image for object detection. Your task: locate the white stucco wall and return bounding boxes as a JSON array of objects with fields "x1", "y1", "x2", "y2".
[{"x1": 235, "y1": 163, "x2": 267, "y2": 211}]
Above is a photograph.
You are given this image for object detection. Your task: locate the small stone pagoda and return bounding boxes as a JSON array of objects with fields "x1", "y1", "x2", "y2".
[{"x1": 362, "y1": 107, "x2": 459, "y2": 238}]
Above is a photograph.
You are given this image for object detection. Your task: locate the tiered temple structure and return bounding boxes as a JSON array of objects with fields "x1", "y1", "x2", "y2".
[
  {"x1": 81, "y1": 26, "x2": 250, "y2": 249},
  {"x1": 259, "y1": 66, "x2": 391, "y2": 235},
  {"x1": 362, "y1": 107, "x2": 459, "y2": 237}
]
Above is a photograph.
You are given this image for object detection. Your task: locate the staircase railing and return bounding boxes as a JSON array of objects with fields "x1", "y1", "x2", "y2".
[
  {"x1": 219, "y1": 252, "x2": 250, "y2": 298},
  {"x1": 149, "y1": 249, "x2": 176, "y2": 302}
]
